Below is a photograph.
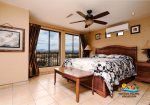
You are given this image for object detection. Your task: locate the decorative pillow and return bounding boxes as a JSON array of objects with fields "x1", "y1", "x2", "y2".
[
  {"x1": 107, "y1": 54, "x2": 133, "y2": 60},
  {"x1": 107, "y1": 54, "x2": 118, "y2": 58},
  {"x1": 90, "y1": 54, "x2": 107, "y2": 58},
  {"x1": 117, "y1": 55, "x2": 133, "y2": 60},
  {"x1": 97, "y1": 54, "x2": 107, "y2": 58}
]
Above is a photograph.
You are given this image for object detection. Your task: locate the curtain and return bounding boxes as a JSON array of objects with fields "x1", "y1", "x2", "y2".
[
  {"x1": 29, "y1": 24, "x2": 41, "y2": 77},
  {"x1": 80, "y1": 34, "x2": 88, "y2": 57}
]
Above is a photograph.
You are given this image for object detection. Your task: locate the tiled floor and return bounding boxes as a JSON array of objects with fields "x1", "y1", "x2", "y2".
[{"x1": 0, "y1": 74, "x2": 150, "y2": 105}]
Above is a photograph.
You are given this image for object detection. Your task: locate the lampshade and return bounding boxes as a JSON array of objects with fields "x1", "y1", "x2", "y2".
[
  {"x1": 85, "y1": 19, "x2": 93, "y2": 26},
  {"x1": 142, "y1": 40, "x2": 150, "y2": 50},
  {"x1": 84, "y1": 45, "x2": 92, "y2": 50}
]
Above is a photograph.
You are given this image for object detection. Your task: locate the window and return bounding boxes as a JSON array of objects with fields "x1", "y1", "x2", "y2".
[
  {"x1": 65, "y1": 34, "x2": 80, "y2": 58},
  {"x1": 105, "y1": 33, "x2": 111, "y2": 38},
  {"x1": 36, "y1": 29, "x2": 60, "y2": 67},
  {"x1": 117, "y1": 31, "x2": 124, "y2": 36}
]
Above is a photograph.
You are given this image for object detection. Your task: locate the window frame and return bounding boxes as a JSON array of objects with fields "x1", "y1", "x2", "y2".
[
  {"x1": 36, "y1": 28, "x2": 61, "y2": 67},
  {"x1": 65, "y1": 33, "x2": 81, "y2": 58}
]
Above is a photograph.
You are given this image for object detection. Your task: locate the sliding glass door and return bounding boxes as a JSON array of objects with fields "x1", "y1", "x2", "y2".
[
  {"x1": 36, "y1": 29, "x2": 60, "y2": 67},
  {"x1": 65, "y1": 34, "x2": 80, "y2": 58}
]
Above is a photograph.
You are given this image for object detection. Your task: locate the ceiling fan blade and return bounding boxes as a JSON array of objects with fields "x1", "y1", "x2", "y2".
[
  {"x1": 93, "y1": 20, "x2": 107, "y2": 25},
  {"x1": 93, "y1": 11, "x2": 110, "y2": 19},
  {"x1": 66, "y1": 13, "x2": 73, "y2": 18},
  {"x1": 76, "y1": 11, "x2": 86, "y2": 18},
  {"x1": 70, "y1": 20, "x2": 85, "y2": 24}
]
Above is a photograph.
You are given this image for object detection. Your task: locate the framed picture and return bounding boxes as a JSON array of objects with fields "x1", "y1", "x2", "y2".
[
  {"x1": 130, "y1": 25, "x2": 140, "y2": 34},
  {"x1": 95, "y1": 33, "x2": 101, "y2": 40},
  {"x1": 0, "y1": 26, "x2": 25, "y2": 52}
]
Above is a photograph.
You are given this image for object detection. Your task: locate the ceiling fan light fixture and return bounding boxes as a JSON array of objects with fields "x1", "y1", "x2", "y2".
[{"x1": 85, "y1": 19, "x2": 93, "y2": 26}]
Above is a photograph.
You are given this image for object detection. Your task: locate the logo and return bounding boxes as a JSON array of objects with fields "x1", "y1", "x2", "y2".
[{"x1": 118, "y1": 83, "x2": 140, "y2": 97}]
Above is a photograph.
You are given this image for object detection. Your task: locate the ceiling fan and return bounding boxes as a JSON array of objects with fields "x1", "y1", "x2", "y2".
[{"x1": 70, "y1": 10, "x2": 110, "y2": 28}]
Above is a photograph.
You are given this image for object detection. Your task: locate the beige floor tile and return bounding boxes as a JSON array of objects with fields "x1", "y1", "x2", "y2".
[
  {"x1": 64, "y1": 82, "x2": 76, "y2": 88},
  {"x1": 144, "y1": 91, "x2": 150, "y2": 98},
  {"x1": 116, "y1": 96, "x2": 141, "y2": 105},
  {"x1": 0, "y1": 94, "x2": 12, "y2": 105},
  {"x1": 0, "y1": 85, "x2": 12, "y2": 96},
  {"x1": 39, "y1": 79, "x2": 52, "y2": 85},
  {"x1": 41, "y1": 82, "x2": 56, "y2": 89},
  {"x1": 137, "y1": 103, "x2": 149, "y2": 105},
  {"x1": 46, "y1": 86, "x2": 63, "y2": 95},
  {"x1": 51, "y1": 91, "x2": 71, "y2": 101},
  {"x1": 78, "y1": 92, "x2": 93, "y2": 103},
  {"x1": 50, "y1": 101, "x2": 59, "y2": 105},
  {"x1": 71, "y1": 90, "x2": 93, "y2": 103},
  {"x1": 13, "y1": 91, "x2": 34, "y2": 105},
  {"x1": 0, "y1": 73, "x2": 149, "y2": 105},
  {"x1": 28, "y1": 84, "x2": 45, "y2": 92},
  {"x1": 19, "y1": 101, "x2": 36, "y2": 105},
  {"x1": 57, "y1": 98, "x2": 80, "y2": 105},
  {"x1": 137, "y1": 95, "x2": 150, "y2": 105},
  {"x1": 13, "y1": 85, "x2": 29, "y2": 94},
  {"x1": 61, "y1": 86, "x2": 76, "y2": 96},
  {"x1": 92, "y1": 95, "x2": 115, "y2": 105},
  {"x1": 108, "y1": 100, "x2": 125, "y2": 105},
  {"x1": 81, "y1": 99, "x2": 104, "y2": 105},
  {"x1": 54, "y1": 81, "x2": 69, "y2": 87},
  {"x1": 35, "y1": 96, "x2": 55, "y2": 105},
  {"x1": 31, "y1": 90, "x2": 49, "y2": 100}
]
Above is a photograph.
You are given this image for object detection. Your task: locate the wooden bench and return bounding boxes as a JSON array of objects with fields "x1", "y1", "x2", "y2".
[{"x1": 54, "y1": 67, "x2": 94, "y2": 103}]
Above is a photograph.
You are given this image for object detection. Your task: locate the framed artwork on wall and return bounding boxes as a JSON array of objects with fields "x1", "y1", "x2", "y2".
[
  {"x1": 130, "y1": 25, "x2": 140, "y2": 34},
  {"x1": 0, "y1": 25, "x2": 25, "y2": 52},
  {"x1": 95, "y1": 33, "x2": 101, "y2": 40}
]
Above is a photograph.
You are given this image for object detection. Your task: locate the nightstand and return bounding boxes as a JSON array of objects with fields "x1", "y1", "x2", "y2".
[{"x1": 135, "y1": 62, "x2": 150, "y2": 83}]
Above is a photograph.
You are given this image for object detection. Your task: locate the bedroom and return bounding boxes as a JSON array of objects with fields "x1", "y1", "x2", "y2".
[{"x1": 0, "y1": 0, "x2": 150, "y2": 105}]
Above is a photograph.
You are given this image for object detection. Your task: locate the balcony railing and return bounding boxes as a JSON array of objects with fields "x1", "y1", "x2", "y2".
[
  {"x1": 65, "y1": 53, "x2": 79, "y2": 58},
  {"x1": 36, "y1": 52, "x2": 60, "y2": 67},
  {"x1": 36, "y1": 52, "x2": 79, "y2": 68}
]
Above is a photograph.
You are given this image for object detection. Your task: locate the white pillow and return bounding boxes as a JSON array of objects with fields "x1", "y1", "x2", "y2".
[
  {"x1": 90, "y1": 54, "x2": 107, "y2": 58},
  {"x1": 107, "y1": 54, "x2": 117, "y2": 58},
  {"x1": 97, "y1": 54, "x2": 107, "y2": 58}
]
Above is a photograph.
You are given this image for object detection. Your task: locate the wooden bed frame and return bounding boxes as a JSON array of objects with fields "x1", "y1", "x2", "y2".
[{"x1": 81, "y1": 45, "x2": 137, "y2": 97}]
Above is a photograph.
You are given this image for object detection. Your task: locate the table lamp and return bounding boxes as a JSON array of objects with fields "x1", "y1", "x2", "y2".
[{"x1": 84, "y1": 45, "x2": 92, "y2": 57}]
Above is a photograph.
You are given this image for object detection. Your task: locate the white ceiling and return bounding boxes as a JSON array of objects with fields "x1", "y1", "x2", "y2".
[{"x1": 1, "y1": 0, "x2": 150, "y2": 32}]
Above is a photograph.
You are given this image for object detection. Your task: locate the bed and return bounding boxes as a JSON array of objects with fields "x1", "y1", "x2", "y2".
[{"x1": 63, "y1": 45, "x2": 137, "y2": 97}]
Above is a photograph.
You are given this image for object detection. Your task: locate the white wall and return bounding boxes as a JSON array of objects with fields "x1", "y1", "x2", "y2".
[{"x1": 0, "y1": 2, "x2": 29, "y2": 85}]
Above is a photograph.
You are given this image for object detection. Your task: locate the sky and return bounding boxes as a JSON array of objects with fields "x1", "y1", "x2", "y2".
[{"x1": 36, "y1": 30, "x2": 79, "y2": 52}]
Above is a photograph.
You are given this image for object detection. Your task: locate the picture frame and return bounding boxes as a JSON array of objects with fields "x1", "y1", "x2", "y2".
[
  {"x1": 130, "y1": 25, "x2": 140, "y2": 34},
  {"x1": 0, "y1": 26, "x2": 25, "y2": 52},
  {"x1": 95, "y1": 33, "x2": 101, "y2": 40}
]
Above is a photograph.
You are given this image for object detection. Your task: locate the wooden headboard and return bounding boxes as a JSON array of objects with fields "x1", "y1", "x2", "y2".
[{"x1": 95, "y1": 45, "x2": 137, "y2": 62}]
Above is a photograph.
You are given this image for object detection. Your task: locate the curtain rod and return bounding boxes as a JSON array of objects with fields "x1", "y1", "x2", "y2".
[{"x1": 30, "y1": 23, "x2": 80, "y2": 34}]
